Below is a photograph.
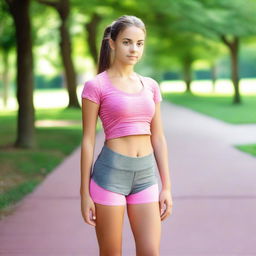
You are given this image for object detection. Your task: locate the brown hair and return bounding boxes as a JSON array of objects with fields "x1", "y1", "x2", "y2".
[{"x1": 97, "y1": 15, "x2": 146, "y2": 74}]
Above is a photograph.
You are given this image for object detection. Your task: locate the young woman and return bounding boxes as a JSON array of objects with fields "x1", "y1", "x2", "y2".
[{"x1": 80, "y1": 15, "x2": 173, "y2": 255}]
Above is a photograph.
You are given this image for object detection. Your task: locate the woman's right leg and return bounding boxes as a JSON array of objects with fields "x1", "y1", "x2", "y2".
[
  {"x1": 95, "y1": 203, "x2": 126, "y2": 256},
  {"x1": 90, "y1": 178, "x2": 126, "y2": 256}
]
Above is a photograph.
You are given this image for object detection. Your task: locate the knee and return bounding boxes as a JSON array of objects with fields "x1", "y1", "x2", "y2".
[
  {"x1": 100, "y1": 248, "x2": 122, "y2": 256},
  {"x1": 136, "y1": 247, "x2": 160, "y2": 256}
]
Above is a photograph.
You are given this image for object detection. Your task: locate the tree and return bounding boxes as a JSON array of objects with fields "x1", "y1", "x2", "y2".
[
  {"x1": 5, "y1": 0, "x2": 36, "y2": 148},
  {"x1": 38, "y1": 0, "x2": 80, "y2": 108},
  {"x1": 178, "y1": 0, "x2": 256, "y2": 104}
]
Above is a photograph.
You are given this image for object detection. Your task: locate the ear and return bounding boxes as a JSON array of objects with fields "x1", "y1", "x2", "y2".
[{"x1": 108, "y1": 38, "x2": 115, "y2": 50}]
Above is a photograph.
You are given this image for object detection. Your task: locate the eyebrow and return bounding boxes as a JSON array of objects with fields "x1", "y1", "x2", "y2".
[{"x1": 122, "y1": 38, "x2": 144, "y2": 42}]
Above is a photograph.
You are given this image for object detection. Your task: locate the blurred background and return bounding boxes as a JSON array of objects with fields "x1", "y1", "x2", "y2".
[{"x1": 0, "y1": 0, "x2": 256, "y2": 227}]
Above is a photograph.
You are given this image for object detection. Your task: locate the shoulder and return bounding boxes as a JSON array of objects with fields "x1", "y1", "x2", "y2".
[
  {"x1": 84, "y1": 72, "x2": 103, "y2": 89},
  {"x1": 82, "y1": 72, "x2": 105, "y2": 94},
  {"x1": 140, "y1": 74, "x2": 162, "y2": 103},
  {"x1": 140, "y1": 74, "x2": 160, "y2": 90},
  {"x1": 81, "y1": 72, "x2": 105, "y2": 104}
]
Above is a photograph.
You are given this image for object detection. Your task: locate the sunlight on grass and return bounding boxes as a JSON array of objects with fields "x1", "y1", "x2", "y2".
[
  {"x1": 0, "y1": 84, "x2": 84, "y2": 111},
  {"x1": 161, "y1": 78, "x2": 256, "y2": 96},
  {"x1": 1, "y1": 79, "x2": 256, "y2": 111}
]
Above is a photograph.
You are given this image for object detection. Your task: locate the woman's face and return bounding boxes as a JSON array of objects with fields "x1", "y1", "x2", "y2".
[{"x1": 109, "y1": 25, "x2": 145, "y2": 65}]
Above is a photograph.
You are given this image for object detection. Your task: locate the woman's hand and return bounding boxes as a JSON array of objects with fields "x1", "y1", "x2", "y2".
[
  {"x1": 80, "y1": 193, "x2": 97, "y2": 227},
  {"x1": 159, "y1": 188, "x2": 173, "y2": 221}
]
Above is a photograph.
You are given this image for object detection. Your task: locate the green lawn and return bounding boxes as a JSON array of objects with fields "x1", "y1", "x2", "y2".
[{"x1": 0, "y1": 107, "x2": 102, "y2": 219}]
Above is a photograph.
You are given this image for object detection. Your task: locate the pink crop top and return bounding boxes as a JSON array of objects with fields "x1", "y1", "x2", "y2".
[{"x1": 81, "y1": 70, "x2": 162, "y2": 140}]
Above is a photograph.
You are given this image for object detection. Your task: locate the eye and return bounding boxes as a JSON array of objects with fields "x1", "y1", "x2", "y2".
[
  {"x1": 137, "y1": 42, "x2": 144, "y2": 47},
  {"x1": 123, "y1": 41, "x2": 129, "y2": 45}
]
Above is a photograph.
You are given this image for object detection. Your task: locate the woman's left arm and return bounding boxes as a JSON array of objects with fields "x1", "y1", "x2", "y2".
[{"x1": 151, "y1": 101, "x2": 173, "y2": 220}]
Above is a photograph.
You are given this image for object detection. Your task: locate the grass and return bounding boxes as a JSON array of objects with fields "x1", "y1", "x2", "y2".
[
  {"x1": 0, "y1": 106, "x2": 102, "y2": 220},
  {"x1": 235, "y1": 144, "x2": 256, "y2": 158}
]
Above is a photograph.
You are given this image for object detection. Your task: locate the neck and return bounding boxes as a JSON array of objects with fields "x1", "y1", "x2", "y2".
[{"x1": 108, "y1": 61, "x2": 135, "y2": 78}]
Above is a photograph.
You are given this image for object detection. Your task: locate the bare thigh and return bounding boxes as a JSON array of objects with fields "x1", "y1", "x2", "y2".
[
  {"x1": 127, "y1": 202, "x2": 161, "y2": 256},
  {"x1": 94, "y1": 203, "x2": 126, "y2": 256}
]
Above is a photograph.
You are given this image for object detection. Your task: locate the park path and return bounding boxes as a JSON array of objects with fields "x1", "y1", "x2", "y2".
[{"x1": 0, "y1": 100, "x2": 256, "y2": 255}]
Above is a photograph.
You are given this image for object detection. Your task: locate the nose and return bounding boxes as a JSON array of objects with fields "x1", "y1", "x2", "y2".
[{"x1": 130, "y1": 43, "x2": 138, "y2": 52}]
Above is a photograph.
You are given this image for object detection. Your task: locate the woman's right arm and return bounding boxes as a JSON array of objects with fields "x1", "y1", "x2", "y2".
[
  {"x1": 80, "y1": 97, "x2": 99, "y2": 195},
  {"x1": 80, "y1": 97, "x2": 100, "y2": 226}
]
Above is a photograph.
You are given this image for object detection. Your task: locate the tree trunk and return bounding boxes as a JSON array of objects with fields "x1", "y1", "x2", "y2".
[
  {"x1": 58, "y1": 0, "x2": 79, "y2": 108},
  {"x1": 221, "y1": 35, "x2": 241, "y2": 104},
  {"x1": 37, "y1": 0, "x2": 80, "y2": 108},
  {"x1": 230, "y1": 38, "x2": 240, "y2": 104},
  {"x1": 211, "y1": 62, "x2": 217, "y2": 93},
  {"x1": 183, "y1": 57, "x2": 193, "y2": 93},
  {"x1": 6, "y1": 0, "x2": 36, "y2": 148},
  {"x1": 85, "y1": 12, "x2": 102, "y2": 65},
  {"x1": 2, "y1": 50, "x2": 10, "y2": 108}
]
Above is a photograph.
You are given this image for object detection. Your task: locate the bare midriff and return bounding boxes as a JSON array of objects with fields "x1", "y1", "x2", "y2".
[{"x1": 104, "y1": 134, "x2": 154, "y2": 158}]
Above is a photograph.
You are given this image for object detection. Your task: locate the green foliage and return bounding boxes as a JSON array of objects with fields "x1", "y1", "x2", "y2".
[
  {"x1": 201, "y1": 0, "x2": 256, "y2": 37},
  {"x1": 0, "y1": 1, "x2": 15, "y2": 51},
  {"x1": 2, "y1": 0, "x2": 256, "y2": 83}
]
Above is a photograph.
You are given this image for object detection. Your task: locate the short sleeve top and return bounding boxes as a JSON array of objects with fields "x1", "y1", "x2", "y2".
[{"x1": 81, "y1": 70, "x2": 162, "y2": 140}]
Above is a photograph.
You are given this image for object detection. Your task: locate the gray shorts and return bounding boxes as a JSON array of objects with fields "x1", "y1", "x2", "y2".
[{"x1": 90, "y1": 144, "x2": 158, "y2": 195}]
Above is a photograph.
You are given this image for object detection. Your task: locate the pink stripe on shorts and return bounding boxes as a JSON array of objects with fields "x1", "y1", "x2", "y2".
[{"x1": 90, "y1": 178, "x2": 159, "y2": 206}]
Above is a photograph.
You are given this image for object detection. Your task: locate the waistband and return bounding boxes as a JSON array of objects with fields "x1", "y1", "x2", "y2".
[{"x1": 96, "y1": 144, "x2": 155, "y2": 171}]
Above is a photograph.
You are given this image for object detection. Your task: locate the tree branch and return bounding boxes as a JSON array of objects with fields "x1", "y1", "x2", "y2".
[{"x1": 220, "y1": 34, "x2": 230, "y2": 46}]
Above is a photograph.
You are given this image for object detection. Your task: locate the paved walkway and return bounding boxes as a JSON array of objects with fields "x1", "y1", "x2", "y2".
[{"x1": 1, "y1": 101, "x2": 256, "y2": 255}]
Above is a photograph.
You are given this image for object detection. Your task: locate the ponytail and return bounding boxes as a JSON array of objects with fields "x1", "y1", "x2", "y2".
[{"x1": 97, "y1": 25, "x2": 112, "y2": 74}]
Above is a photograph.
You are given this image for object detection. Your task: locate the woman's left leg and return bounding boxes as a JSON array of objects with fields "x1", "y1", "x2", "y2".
[{"x1": 126, "y1": 199, "x2": 161, "y2": 256}]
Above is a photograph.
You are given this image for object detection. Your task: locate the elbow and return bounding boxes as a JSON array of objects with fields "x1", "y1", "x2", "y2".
[
  {"x1": 81, "y1": 135, "x2": 95, "y2": 149},
  {"x1": 151, "y1": 133, "x2": 166, "y2": 149}
]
